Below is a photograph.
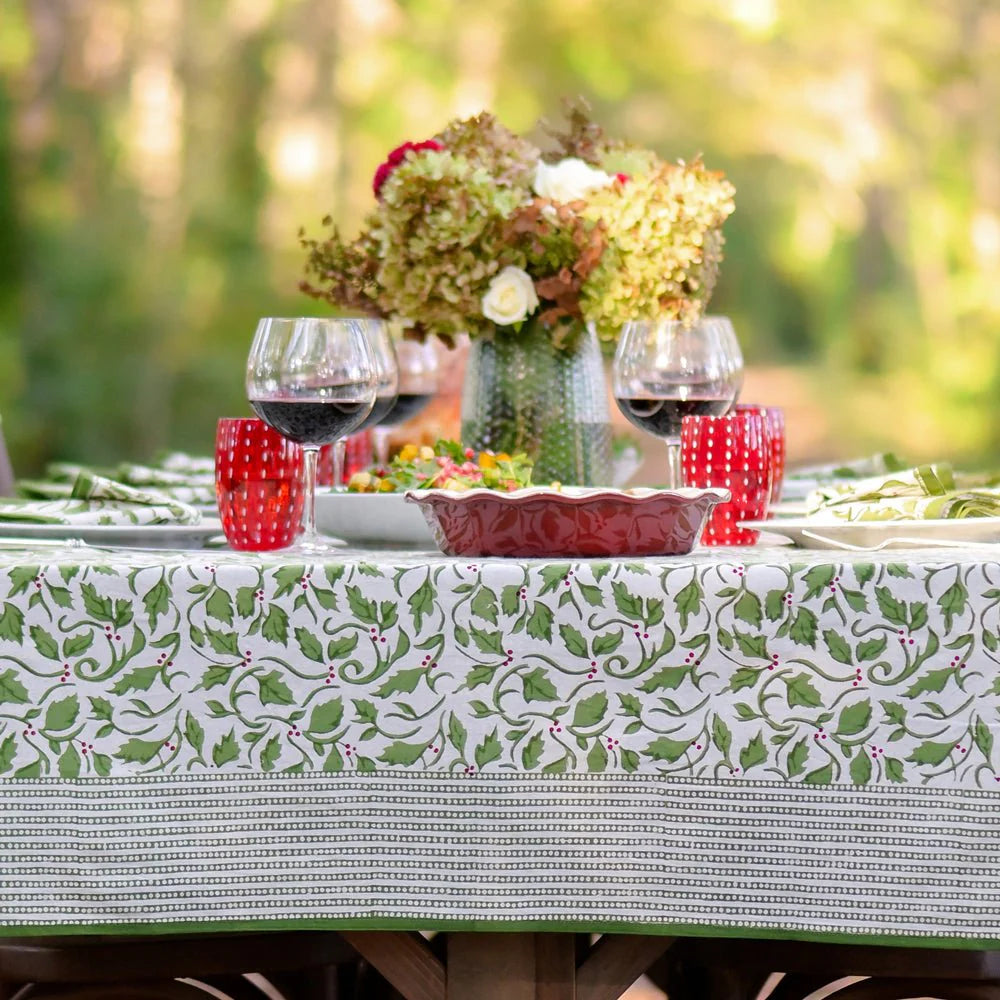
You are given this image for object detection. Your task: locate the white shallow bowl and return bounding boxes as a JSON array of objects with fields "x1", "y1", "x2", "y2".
[{"x1": 314, "y1": 490, "x2": 436, "y2": 548}]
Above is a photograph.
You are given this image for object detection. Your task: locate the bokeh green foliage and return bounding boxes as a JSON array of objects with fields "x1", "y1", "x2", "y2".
[{"x1": 1, "y1": 0, "x2": 998, "y2": 473}]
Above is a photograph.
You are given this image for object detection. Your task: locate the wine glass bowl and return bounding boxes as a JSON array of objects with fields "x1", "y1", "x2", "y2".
[
  {"x1": 612, "y1": 315, "x2": 743, "y2": 489},
  {"x1": 246, "y1": 317, "x2": 379, "y2": 552}
]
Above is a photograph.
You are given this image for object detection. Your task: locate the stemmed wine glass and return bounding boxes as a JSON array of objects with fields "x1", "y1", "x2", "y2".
[
  {"x1": 372, "y1": 338, "x2": 440, "y2": 468},
  {"x1": 612, "y1": 316, "x2": 744, "y2": 489},
  {"x1": 330, "y1": 325, "x2": 399, "y2": 490},
  {"x1": 246, "y1": 317, "x2": 378, "y2": 553}
]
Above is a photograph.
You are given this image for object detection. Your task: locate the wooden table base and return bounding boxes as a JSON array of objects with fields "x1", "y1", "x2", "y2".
[{"x1": 339, "y1": 931, "x2": 673, "y2": 1000}]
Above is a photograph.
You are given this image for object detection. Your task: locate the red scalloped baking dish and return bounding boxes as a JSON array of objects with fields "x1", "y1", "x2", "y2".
[{"x1": 405, "y1": 486, "x2": 729, "y2": 558}]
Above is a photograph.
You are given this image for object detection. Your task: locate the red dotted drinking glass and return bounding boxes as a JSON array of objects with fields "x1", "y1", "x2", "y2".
[
  {"x1": 681, "y1": 409, "x2": 772, "y2": 545},
  {"x1": 216, "y1": 418, "x2": 304, "y2": 551},
  {"x1": 736, "y1": 404, "x2": 786, "y2": 504}
]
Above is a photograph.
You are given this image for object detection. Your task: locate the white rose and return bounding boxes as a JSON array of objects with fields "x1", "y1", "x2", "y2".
[
  {"x1": 532, "y1": 157, "x2": 614, "y2": 203},
  {"x1": 481, "y1": 266, "x2": 539, "y2": 326}
]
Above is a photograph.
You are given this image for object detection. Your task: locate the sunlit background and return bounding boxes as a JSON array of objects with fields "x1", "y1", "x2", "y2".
[{"x1": 2, "y1": 0, "x2": 999, "y2": 476}]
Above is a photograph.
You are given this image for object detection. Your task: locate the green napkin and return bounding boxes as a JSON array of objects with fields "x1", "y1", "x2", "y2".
[
  {"x1": 0, "y1": 472, "x2": 202, "y2": 526},
  {"x1": 806, "y1": 463, "x2": 1000, "y2": 521}
]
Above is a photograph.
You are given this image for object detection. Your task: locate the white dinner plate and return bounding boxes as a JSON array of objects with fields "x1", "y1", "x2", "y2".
[
  {"x1": 0, "y1": 518, "x2": 225, "y2": 550},
  {"x1": 740, "y1": 516, "x2": 1000, "y2": 551},
  {"x1": 314, "y1": 490, "x2": 436, "y2": 548}
]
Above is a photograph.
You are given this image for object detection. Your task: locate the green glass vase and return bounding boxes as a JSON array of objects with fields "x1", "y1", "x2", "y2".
[{"x1": 460, "y1": 318, "x2": 613, "y2": 486}]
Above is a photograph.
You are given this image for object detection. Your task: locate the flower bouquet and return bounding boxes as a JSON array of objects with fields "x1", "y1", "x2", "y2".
[{"x1": 301, "y1": 102, "x2": 735, "y2": 485}]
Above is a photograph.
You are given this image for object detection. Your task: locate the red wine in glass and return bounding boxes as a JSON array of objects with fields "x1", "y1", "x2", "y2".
[
  {"x1": 615, "y1": 395, "x2": 732, "y2": 439},
  {"x1": 249, "y1": 396, "x2": 373, "y2": 445}
]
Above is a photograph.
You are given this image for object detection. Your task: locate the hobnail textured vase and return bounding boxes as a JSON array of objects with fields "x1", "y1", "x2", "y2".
[{"x1": 460, "y1": 319, "x2": 613, "y2": 486}]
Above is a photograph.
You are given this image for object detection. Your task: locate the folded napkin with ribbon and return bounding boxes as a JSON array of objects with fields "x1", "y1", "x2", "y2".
[
  {"x1": 18, "y1": 454, "x2": 216, "y2": 506},
  {"x1": 0, "y1": 472, "x2": 202, "y2": 526},
  {"x1": 805, "y1": 463, "x2": 1000, "y2": 521}
]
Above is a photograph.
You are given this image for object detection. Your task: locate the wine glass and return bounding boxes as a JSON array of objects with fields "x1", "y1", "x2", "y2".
[
  {"x1": 372, "y1": 338, "x2": 440, "y2": 468},
  {"x1": 330, "y1": 324, "x2": 399, "y2": 490},
  {"x1": 246, "y1": 317, "x2": 378, "y2": 553},
  {"x1": 612, "y1": 315, "x2": 744, "y2": 489}
]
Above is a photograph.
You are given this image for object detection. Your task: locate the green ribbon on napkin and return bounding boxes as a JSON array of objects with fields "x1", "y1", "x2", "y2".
[
  {"x1": 0, "y1": 472, "x2": 203, "y2": 526},
  {"x1": 806, "y1": 463, "x2": 1000, "y2": 522}
]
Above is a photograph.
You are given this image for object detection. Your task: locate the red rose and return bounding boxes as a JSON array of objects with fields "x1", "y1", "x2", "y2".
[
  {"x1": 373, "y1": 139, "x2": 445, "y2": 198},
  {"x1": 615, "y1": 172, "x2": 630, "y2": 185}
]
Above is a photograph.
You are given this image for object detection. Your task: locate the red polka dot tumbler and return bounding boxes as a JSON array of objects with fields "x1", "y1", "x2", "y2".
[
  {"x1": 216, "y1": 417, "x2": 304, "y2": 551},
  {"x1": 681, "y1": 409, "x2": 772, "y2": 545},
  {"x1": 736, "y1": 404, "x2": 786, "y2": 504}
]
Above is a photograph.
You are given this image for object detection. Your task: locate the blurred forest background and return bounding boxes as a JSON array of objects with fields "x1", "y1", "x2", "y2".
[{"x1": 1, "y1": 0, "x2": 999, "y2": 476}]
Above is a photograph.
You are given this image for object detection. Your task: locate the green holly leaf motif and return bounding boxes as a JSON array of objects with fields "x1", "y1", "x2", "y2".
[
  {"x1": 323, "y1": 746, "x2": 344, "y2": 772},
  {"x1": 352, "y1": 699, "x2": 377, "y2": 725},
  {"x1": 206, "y1": 628, "x2": 240, "y2": 657},
  {"x1": 938, "y1": 580, "x2": 968, "y2": 631},
  {"x1": 729, "y1": 667, "x2": 761, "y2": 692},
  {"x1": 840, "y1": 589, "x2": 867, "y2": 613},
  {"x1": 836, "y1": 700, "x2": 872, "y2": 736},
  {"x1": 112, "y1": 599, "x2": 133, "y2": 629},
  {"x1": 592, "y1": 630, "x2": 623, "y2": 656},
  {"x1": 712, "y1": 715, "x2": 732, "y2": 757},
  {"x1": 907, "y1": 741, "x2": 953, "y2": 765},
  {"x1": 559, "y1": 624, "x2": 588, "y2": 659},
  {"x1": 784, "y1": 673, "x2": 822, "y2": 708},
  {"x1": 640, "y1": 666, "x2": 688, "y2": 693},
  {"x1": 881, "y1": 700, "x2": 906, "y2": 725},
  {"x1": 43, "y1": 695, "x2": 79, "y2": 732},
  {"x1": 294, "y1": 627, "x2": 323, "y2": 664},
  {"x1": 376, "y1": 668, "x2": 426, "y2": 697},
  {"x1": 58, "y1": 743, "x2": 81, "y2": 778},
  {"x1": 236, "y1": 586, "x2": 257, "y2": 618},
  {"x1": 200, "y1": 665, "x2": 234, "y2": 690},
  {"x1": 522, "y1": 731, "x2": 544, "y2": 769},
  {"x1": 575, "y1": 582, "x2": 603, "y2": 607},
  {"x1": 734, "y1": 630, "x2": 768, "y2": 660},
  {"x1": 116, "y1": 737, "x2": 164, "y2": 764},
  {"x1": 470, "y1": 626, "x2": 505, "y2": 656},
  {"x1": 475, "y1": 729, "x2": 502, "y2": 768},
  {"x1": 447, "y1": 712, "x2": 467, "y2": 754},
  {"x1": 500, "y1": 584, "x2": 522, "y2": 616},
  {"x1": 257, "y1": 670, "x2": 294, "y2": 706},
  {"x1": 327, "y1": 633, "x2": 359, "y2": 659},
  {"x1": 111, "y1": 664, "x2": 161, "y2": 695},
  {"x1": 140, "y1": 578, "x2": 170, "y2": 629},
  {"x1": 787, "y1": 738, "x2": 809, "y2": 776},
  {"x1": 857, "y1": 636, "x2": 888, "y2": 662},
  {"x1": 273, "y1": 565, "x2": 306, "y2": 598},
  {"x1": 734, "y1": 703, "x2": 758, "y2": 720},
  {"x1": 308, "y1": 698, "x2": 344, "y2": 734},
  {"x1": 0, "y1": 602, "x2": 25, "y2": 642},
  {"x1": 537, "y1": 564, "x2": 568, "y2": 594},
  {"x1": 851, "y1": 563, "x2": 874, "y2": 586},
  {"x1": 804, "y1": 762, "x2": 833, "y2": 785},
  {"x1": 883, "y1": 756, "x2": 904, "y2": 782},
  {"x1": 739, "y1": 732, "x2": 767, "y2": 772},
  {"x1": 674, "y1": 577, "x2": 703, "y2": 631},
  {"x1": 0, "y1": 733, "x2": 15, "y2": 773},
  {"x1": 522, "y1": 667, "x2": 558, "y2": 703},
  {"x1": 618, "y1": 693, "x2": 642, "y2": 718},
  {"x1": 261, "y1": 605, "x2": 289, "y2": 643},
  {"x1": 733, "y1": 591, "x2": 762, "y2": 628},
  {"x1": 904, "y1": 668, "x2": 953, "y2": 698},
  {"x1": 60, "y1": 631, "x2": 93, "y2": 659},
  {"x1": 587, "y1": 740, "x2": 608, "y2": 773},
  {"x1": 212, "y1": 730, "x2": 240, "y2": 767},
  {"x1": 802, "y1": 565, "x2": 835, "y2": 600},
  {"x1": 974, "y1": 718, "x2": 994, "y2": 761},
  {"x1": 789, "y1": 608, "x2": 818, "y2": 647},
  {"x1": 470, "y1": 586, "x2": 499, "y2": 624},
  {"x1": 378, "y1": 600, "x2": 399, "y2": 631},
  {"x1": 985, "y1": 631, "x2": 999, "y2": 653},
  {"x1": 823, "y1": 630, "x2": 852, "y2": 665},
  {"x1": 886, "y1": 563, "x2": 912, "y2": 579},
  {"x1": 27, "y1": 625, "x2": 59, "y2": 661},
  {"x1": 14, "y1": 760, "x2": 41, "y2": 778},
  {"x1": 80, "y1": 583, "x2": 113, "y2": 622},
  {"x1": 7, "y1": 565, "x2": 39, "y2": 596},
  {"x1": 572, "y1": 692, "x2": 607, "y2": 729},
  {"x1": 875, "y1": 586, "x2": 908, "y2": 628},
  {"x1": 542, "y1": 755, "x2": 568, "y2": 774},
  {"x1": 763, "y1": 589, "x2": 785, "y2": 621},
  {"x1": 260, "y1": 735, "x2": 282, "y2": 772},
  {"x1": 908, "y1": 601, "x2": 928, "y2": 632},
  {"x1": 0, "y1": 668, "x2": 29, "y2": 705},
  {"x1": 526, "y1": 602, "x2": 554, "y2": 641},
  {"x1": 644, "y1": 736, "x2": 690, "y2": 762},
  {"x1": 608, "y1": 581, "x2": 641, "y2": 622},
  {"x1": 205, "y1": 587, "x2": 234, "y2": 625},
  {"x1": 346, "y1": 585, "x2": 378, "y2": 625},
  {"x1": 184, "y1": 712, "x2": 204, "y2": 754},
  {"x1": 716, "y1": 626, "x2": 734, "y2": 651}
]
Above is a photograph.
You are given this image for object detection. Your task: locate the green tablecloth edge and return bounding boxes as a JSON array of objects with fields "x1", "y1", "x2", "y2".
[{"x1": 0, "y1": 917, "x2": 997, "y2": 950}]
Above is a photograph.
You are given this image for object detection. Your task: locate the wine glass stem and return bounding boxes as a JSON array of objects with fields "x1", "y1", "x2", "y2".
[
  {"x1": 374, "y1": 426, "x2": 391, "y2": 468},
  {"x1": 665, "y1": 440, "x2": 682, "y2": 490},
  {"x1": 331, "y1": 437, "x2": 347, "y2": 491},
  {"x1": 301, "y1": 446, "x2": 319, "y2": 543}
]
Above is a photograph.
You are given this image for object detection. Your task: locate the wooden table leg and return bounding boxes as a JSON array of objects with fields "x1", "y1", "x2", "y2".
[
  {"x1": 535, "y1": 933, "x2": 577, "y2": 1000},
  {"x1": 446, "y1": 932, "x2": 536, "y2": 1000},
  {"x1": 575, "y1": 935, "x2": 674, "y2": 1000},
  {"x1": 339, "y1": 931, "x2": 444, "y2": 1000}
]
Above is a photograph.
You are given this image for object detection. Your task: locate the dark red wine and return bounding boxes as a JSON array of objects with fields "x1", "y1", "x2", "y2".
[
  {"x1": 250, "y1": 399, "x2": 370, "y2": 445},
  {"x1": 383, "y1": 392, "x2": 433, "y2": 427},
  {"x1": 355, "y1": 394, "x2": 399, "y2": 433},
  {"x1": 615, "y1": 396, "x2": 731, "y2": 437}
]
